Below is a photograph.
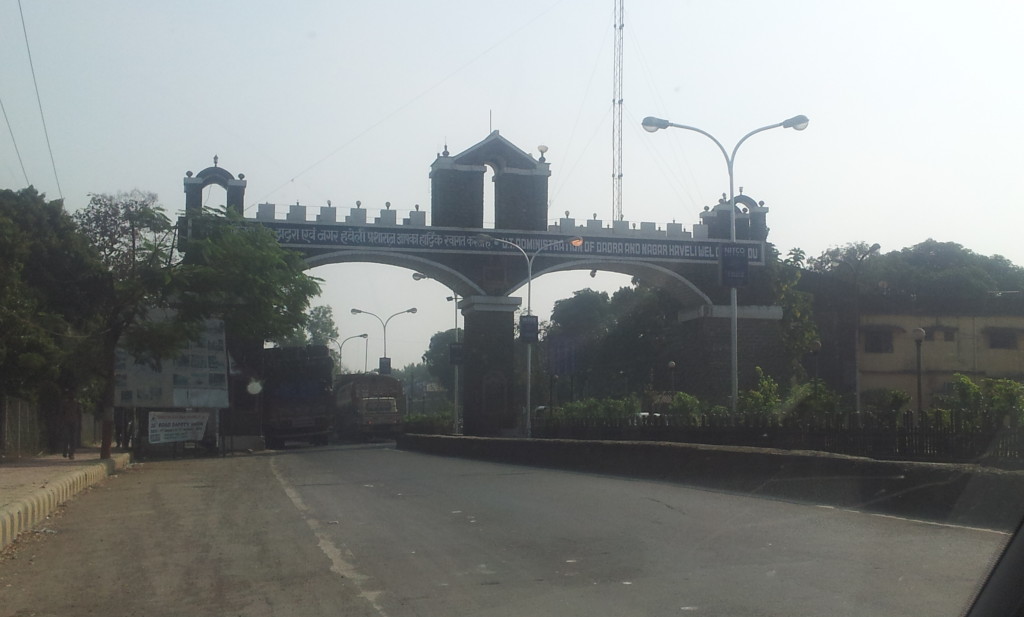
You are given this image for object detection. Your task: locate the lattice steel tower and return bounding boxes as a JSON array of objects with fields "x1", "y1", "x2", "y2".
[{"x1": 611, "y1": 0, "x2": 625, "y2": 221}]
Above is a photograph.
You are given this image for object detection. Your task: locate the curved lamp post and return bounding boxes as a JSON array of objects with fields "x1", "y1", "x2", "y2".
[
  {"x1": 413, "y1": 272, "x2": 463, "y2": 434},
  {"x1": 476, "y1": 233, "x2": 584, "y2": 436},
  {"x1": 333, "y1": 333, "x2": 368, "y2": 372},
  {"x1": 350, "y1": 307, "x2": 417, "y2": 374},
  {"x1": 641, "y1": 114, "x2": 808, "y2": 413}
]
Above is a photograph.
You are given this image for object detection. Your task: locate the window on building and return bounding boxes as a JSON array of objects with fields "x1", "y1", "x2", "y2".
[
  {"x1": 864, "y1": 330, "x2": 894, "y2": 353},
  {"x1": 924, "y1": 327, "x2": 956, "y2": 342},
  {"x1": 989, "y1": 330, "x2": 1017, "y2": 350}
]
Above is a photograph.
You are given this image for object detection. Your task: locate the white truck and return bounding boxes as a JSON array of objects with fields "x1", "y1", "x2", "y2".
[{"x1": 333, "y1": 373, "x2": 404, "y2": 440}]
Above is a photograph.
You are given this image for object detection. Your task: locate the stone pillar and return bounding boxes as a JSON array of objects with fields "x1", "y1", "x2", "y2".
[{"x1": 460, "y1": 295, "x2": 520, "y2": 436}]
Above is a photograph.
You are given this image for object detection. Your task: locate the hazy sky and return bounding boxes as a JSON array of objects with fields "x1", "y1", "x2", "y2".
[{"x1": 3, "y1": 1, "x2": 1022, "y2": 369}]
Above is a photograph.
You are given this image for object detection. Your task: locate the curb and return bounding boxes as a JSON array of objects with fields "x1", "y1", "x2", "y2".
[{"x1": 0, "y1": 453, "x2": 132, "y2": 551}]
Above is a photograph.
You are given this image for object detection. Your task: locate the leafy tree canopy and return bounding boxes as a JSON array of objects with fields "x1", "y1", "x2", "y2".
[
  {"x1": 0, "y1": 188, "x2": 107, "y2": 398},
  {"x1": 804, "y1": 239, "x2": 1024, "y2": 315},
  {"x1": 422, "y1": 328, "x2": 460, "y2": 394},
  {"x1": 274, "y1": 305, "x2": 339, "y2": 348},
  {"x1": 178, "y1": 207, "x2": 322, "y2": 346}
]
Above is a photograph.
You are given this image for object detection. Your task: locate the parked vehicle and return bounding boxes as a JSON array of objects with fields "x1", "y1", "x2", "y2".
[
  {"x1": 334, "y1": 373, "x2": 404, "y2": 440},
  {"x1": 261, "y1": 345, "x2": 334, "y2": 448}
]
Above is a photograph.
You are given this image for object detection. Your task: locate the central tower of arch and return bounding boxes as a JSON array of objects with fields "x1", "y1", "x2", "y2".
[{"x1": 429, "y1": 131, "x2": 550, "y2": 231}]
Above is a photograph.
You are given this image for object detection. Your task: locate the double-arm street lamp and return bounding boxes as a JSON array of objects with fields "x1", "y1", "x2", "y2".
[
  {"x1": 641, "y1": 114, "x2": 809, "y2": 413},
  {"x1": 477, "y1": 233, "x2": 584, "y2": 436},
  {"x1": 350, "y1": 307, "x2": 417, "y2": 374}
]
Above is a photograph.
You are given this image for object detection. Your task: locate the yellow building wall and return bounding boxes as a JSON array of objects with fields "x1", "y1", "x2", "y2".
[{"x1": 859, "y1": 314, "x2": 1024, "y2": 409}]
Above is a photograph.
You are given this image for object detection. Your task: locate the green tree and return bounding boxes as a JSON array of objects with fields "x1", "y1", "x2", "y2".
[
  {"x1": 74, "y1": 195, "x2": 320, "y2": 457},
  {"x1": 274, "y1": 305, "x2": 339, "y2": 347},
  {"x1": 0, "y1": 188, "x2": 107, "y2": 401},
  {"x1": 73, "y1": 191, "x2": 186, "y2": 456},
  {"x1": 421, "y1": 328, "x2": 460, "y2": 395},
  {"x1": 178, "y1": 207, "x2": 321, "y2": 347},
  {"x1": 771, "y1": 246, "x2": 818, "y2": 381},
  {"x1": 737, "y1": 367, "x2": 781, "y2": 420}
]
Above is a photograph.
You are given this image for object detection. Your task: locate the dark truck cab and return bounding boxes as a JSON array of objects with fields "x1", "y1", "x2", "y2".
[{"x1": 260, "y1": 345, "x2": 334, "y2": 448}]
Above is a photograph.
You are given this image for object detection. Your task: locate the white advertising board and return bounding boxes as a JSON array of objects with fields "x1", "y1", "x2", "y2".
[
  {"x1": 147, "y1": 411, "x2": 210, "y2": 444},
  {"x1": 115, "y1": 318, "x2": 229, "y2": 409}
]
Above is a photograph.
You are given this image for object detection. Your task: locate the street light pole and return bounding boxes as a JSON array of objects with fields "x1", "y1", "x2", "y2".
[
  {"x1": 447, "y1": 294, "x2": 461, "y2": 434},
  {"x1": 476, "y1": 233, "x2": 584, "y2": 436},
  {"x1": 350, "y1": 307, "x2": 417, "y2": 374},
  {"x1": 411, "y1": 272, "x2": 463, "y2": 434},
  {"x1": 333, "y1": 333, "x2": 368, "y2": 372},
  {"x1": 642, "y1": 114, "x2": 808, "y2": 413},
  {"x1": 912, "y1": 327, "x2": 926, "y2": 425}
]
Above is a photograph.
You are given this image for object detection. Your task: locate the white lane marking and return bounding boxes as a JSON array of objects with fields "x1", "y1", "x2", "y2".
[{"x1": 271, "y1": 457, "x2": 390, "y2": 617}]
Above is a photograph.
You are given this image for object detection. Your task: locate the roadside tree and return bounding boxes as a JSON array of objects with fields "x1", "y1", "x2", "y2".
[{"x1": 74, "y1": 195, "x2": 320, "y2": 457}]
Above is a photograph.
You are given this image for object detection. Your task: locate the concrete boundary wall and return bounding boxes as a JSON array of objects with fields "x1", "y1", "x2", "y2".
[
  {"x1": 1, "y1": 453, "x2": 132, "y2": 551},
  {"x1": 397, "y1": 434, "x2": 1024, "y2": 531}
]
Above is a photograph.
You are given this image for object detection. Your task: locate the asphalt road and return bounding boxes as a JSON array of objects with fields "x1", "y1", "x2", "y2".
[{"x1": 0, "y1": 443, "x2": 1009, "y2": 617}]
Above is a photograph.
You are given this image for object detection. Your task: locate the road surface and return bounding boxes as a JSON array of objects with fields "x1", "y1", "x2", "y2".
[{"x1": 0, "y1": 443, "x2": 1008, "y2": 616}]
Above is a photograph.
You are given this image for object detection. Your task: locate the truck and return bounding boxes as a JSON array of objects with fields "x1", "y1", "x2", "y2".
[
  {"x1": 334, "y1": 373, "x2": 405, "y2": 441},
  {"x1": 260, "y1": 345, "x2": 334, "y2": 448}
]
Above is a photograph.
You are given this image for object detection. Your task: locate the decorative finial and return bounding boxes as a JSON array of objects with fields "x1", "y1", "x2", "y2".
[
  {"x1": 327, "y1": 199, "x2": 332, "y2": 207},
  {"x1": 414, "y1": 204, "x2": 420, "y2": 211},
  {"x1": 385, "y1": 201, "x2": 391, "y2": 210},
  {"x1": 442, "y1": 142, "x2": 449, "y2": 157},
  {"x1": 593, "y1": 213, "x2": 597, "y2": 220},
  {"x1": 213, "y1": 155, "x2": 219, "y2": 167},
  {"x1": 356, "y1": 200, "x2": 362, "y2": 208},
  {"x1": 186, "y1": 170, "x2": 193, "y2": 178},
  {"x1": 537, "y1": 144, "x2": 548, "y2": 163},
  {"x1": 564, "y1": 210, "x2": 570, "y2": 218},
  {"x1": 739, "y1": 186, "x2": 744, "y2": 195},
  {"x1": 238, "y1": 173, "x2": 244, "y2": 180}
]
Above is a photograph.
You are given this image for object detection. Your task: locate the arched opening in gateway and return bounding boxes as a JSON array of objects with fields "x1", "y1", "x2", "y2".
[
  {"x1": 202, "y1": 184, "x2": 228, "y2": 210},
  {"x1": 483, "y1": 164, "x2": 496, "y2": 229}
]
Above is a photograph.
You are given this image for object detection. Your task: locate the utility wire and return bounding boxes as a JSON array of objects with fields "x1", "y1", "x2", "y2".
[
  {"x1": 0, "y1": 95, "x2": 30, "y2": 186},
  {"x1": 18, "y1": 0, "x2": 63, "y2": 200},
  {"x1": 260, "y1": 1, "x2": 565, "y2": 203}
]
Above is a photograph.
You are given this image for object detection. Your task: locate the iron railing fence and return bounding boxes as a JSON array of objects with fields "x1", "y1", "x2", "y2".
[
  {"x1": 533, "y1": 414, "x2": 1024, "y2": 467},
  {"x1": 0, "y1": 396, "x2": 46, "y2": 461}
]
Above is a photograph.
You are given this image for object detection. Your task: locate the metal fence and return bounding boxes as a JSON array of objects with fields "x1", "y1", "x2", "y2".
[
  {"x1": 0, "y1": 396, "x2": 46, "y2": 461},
  {"x1": 534, "y1": 414, "x2": 1024, "y2": 467}
]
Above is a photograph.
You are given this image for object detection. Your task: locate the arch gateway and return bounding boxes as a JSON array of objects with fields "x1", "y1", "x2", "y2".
[{"x1": 180, "y1": 132, "x2": 787, "y2": 437}]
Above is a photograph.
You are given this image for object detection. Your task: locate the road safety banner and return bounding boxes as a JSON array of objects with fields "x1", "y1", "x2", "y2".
[{"x1": 148, "y1": 411, "x2": 210, "y2": 444}]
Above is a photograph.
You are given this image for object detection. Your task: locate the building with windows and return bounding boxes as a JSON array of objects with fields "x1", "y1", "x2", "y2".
[{"x1": 858, "y1": 314, "x2": 1024, "y2": 409}]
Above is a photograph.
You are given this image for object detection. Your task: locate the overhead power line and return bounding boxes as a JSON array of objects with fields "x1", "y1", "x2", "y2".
[
  {"x1": 0, "y1": 95, "x2": 30, "y2": 186},
  {"x1": 18, "y1": 0, "x2": 63, "y2": 200}
]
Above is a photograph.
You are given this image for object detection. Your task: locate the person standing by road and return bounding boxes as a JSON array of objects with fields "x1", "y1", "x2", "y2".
[{"x1": 60, "y1": 392, "x2": 81, "y2": 460}]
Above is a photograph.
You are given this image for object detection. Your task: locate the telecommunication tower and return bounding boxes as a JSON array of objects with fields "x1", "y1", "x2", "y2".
[{"x1": 611, "y1": 0, "x2": 625, "y2": 221}]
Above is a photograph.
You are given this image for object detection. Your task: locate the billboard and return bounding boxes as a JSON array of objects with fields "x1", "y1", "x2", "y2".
[{"x1": 115, "y1": 318, "x2": 229, "y2": 408}]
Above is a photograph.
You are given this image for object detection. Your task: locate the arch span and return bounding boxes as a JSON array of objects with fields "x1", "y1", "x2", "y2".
[
  {"x1": 303, "y1": 250, "x2": 486, "y2": 298},
  {"x1": 506, "y1": 260, "x2": 713, "y2": 309}
]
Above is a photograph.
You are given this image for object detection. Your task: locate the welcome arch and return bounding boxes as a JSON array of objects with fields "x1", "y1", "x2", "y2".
[{"x1": 181, "y1": 132, "x2": 777, "y2": 436}]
